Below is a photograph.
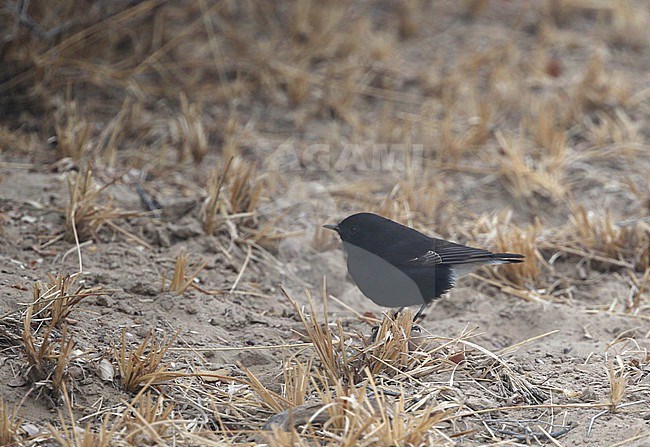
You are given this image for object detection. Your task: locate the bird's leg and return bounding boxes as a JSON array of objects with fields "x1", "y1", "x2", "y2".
[
  {"x1": 370, "y1": 324, "x2": 380, "y2": 342},
  {"x1": 371, "y1": 307, "x2": 405, "y2": 342},
  {"x1": 413, "y1": 302, "x2": 428, "y2": 323},
  {"x1": 408, "y1": 303, "x2": 429, "y2": 336}
]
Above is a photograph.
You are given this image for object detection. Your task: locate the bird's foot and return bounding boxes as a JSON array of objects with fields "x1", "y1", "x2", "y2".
[
  {"x1": 369, "y1": 324, "x2": 380, "y2": 343},
  {"x1": 369, "y1": 321, "x2": 422, "y2": 344}
]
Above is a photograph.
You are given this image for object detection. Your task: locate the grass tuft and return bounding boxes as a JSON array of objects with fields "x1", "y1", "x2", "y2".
[
  {"x1": 495, "y1": 129, "x2": 566, "y2": 203},
  {"x1": 201, "y1": 157, "x2": 232, "y2": 235},
  {"x1": 605, "y1": 355, "x2": 628, "y2": 411},
  {"x1": 21, "y1": 302, "x2": 75, "y2": 396},
  {"x1": 32, "y1": 273, "x2": 101, "y2": 328},
  {"x1": 114, "y1": 329, "x2": 179, "y2": 393},
  {"x1": 0, "y1": 399, "x2": 23, "y2": 446},
  {"x1": 569, "y1": 206, "x2": 649, "y2": 271},
  {"x1": 47, "y1": 383, "x2": 118, "y2": 447},
  {"x1": 54, "y1": 100, "x2": 93, "y2": 162},
  {"x1": 161, "y1": 250, "x2": 207, "y2": 295},
  {"x1": 175, "y1": 93, "x2": 208, "y2": 164},
  {"x1": 65, "y1": 166, "x2": 143, "y2": 246},
  {"x1": 122, "y1": 393, "x2": 175, "y2": 445},
  {"x1": 494, "y1": 220, "x2": 544, "y2": 287}
]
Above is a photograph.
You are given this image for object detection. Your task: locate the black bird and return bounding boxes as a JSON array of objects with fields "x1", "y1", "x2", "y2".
[{"x1": 324, "y1": 212, "x2": 524, "y2": 321}]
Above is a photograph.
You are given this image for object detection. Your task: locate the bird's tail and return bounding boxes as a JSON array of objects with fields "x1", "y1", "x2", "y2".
[{"x1": 490, "y1": 253, "x2": 525, "y2": 264}]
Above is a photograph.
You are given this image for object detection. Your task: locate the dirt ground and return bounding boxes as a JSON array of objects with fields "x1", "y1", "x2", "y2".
[{"x1": 1, "y1": 1, "x2": 649, "y2": 446}]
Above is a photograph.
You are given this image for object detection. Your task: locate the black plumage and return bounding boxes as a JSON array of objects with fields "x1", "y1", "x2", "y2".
[{"x1": 324, "y1": 212, "x2": 524, "y2": 320}]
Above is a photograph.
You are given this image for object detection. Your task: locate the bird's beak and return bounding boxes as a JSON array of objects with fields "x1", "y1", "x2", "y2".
[{"x1": 323, "y1": 223, "x2": 339, "y2": 232}]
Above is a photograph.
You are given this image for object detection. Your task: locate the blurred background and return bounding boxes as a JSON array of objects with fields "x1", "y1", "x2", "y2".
[
  {"x1": 0, "y1": 1, "x2": 649, "y2": 444},
  {"x1": 2, "y1": 0, "x2": 648, "y2": 296}
]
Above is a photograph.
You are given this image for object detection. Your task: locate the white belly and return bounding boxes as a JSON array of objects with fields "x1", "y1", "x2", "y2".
[{"x1": 343, "y1": 242, "x2": 425, "y2": 307}]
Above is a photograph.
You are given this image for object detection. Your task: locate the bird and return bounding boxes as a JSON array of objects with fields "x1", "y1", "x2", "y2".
[{"x1": 324, "y1": 212, "x2": 524, "y2": 321}]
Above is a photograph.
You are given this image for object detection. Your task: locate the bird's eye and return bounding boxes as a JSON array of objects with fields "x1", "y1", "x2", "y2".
[{"x1": 350, "y1": 225, "x2": 359, "y2": 234}]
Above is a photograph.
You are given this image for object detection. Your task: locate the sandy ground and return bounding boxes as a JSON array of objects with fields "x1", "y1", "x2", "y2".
[{"x1": 0, "y1": 1, "x2": 649, "y2": 446}]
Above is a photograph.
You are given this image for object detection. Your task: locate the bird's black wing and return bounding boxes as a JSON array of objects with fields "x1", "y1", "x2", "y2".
[
  {"x1": 405, "y1": 249, "x2": 442, "y2": 265},
  {"x1": 403, "y1": 239, "x2": 501, "y2": 266},
  {"x1": 364, "y1": 219, "x2": 523, "y2": 267}
]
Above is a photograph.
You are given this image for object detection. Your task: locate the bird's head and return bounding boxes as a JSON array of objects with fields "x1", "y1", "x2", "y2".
[{"x1": 323, "y1": 212, "x2": 393, "y2": 248}]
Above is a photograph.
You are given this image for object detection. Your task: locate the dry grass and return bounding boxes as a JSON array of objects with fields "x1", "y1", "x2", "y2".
[
  {"x1": 201, "y1": 156, "x2": 263, "y2": 237},
  {"x1": 113, "y1": 329, "x2": 179, "y2": 393},
  {"x1": 21, "y1": 302, "x2": 75, "y2": 396},
  {"x1": 46, "y1": 387, "x2": 183, "y2": 446},
  {"x1": 65, "y1": 166, "x2": 143, "y2": 247},
  {"x1": 286, "y1": 287, "x2": 352, "y2": 385},
  {"x1": 21, "y1": 306, "x2": 46, "y2": 368},
  {"x1": 281, "y1": 356, "x2": 312, "y2": 408},
  {"x1": 264, "y1": 379, "x2": 451, "y2": 447},
  {"x1": 239, "y1": 288, "x2": 561, "y2": 445},
  {"x1": 47, "y1": 381, "x2": 119, "y2": 447},
  {"x1": 528, "y1": 99, "x2": 569, "y2": 166},
  {"x1": 0, "y1": 399, "x2": 23, "y2": 446},
  {"x1": 494, "y1": 220, "x2": 545, "y2": 287},
  {"x1": 310, "y1": 223, "x2": 341, "y2": 252},
  {"x1": 54, "y1": 100, "x2": 93, "y2": 162},
  {"x1": 32, "y1": 273, "x2": 101, "y2": 328},
  {"x1": 175, "y1": 93, "x2": 208, "y2": 164},
  {"x1": 0, "y1": 125, "x2": 38, "y2": 153},
  {"x1": 202, "y1": 157, "x2": 232, "y2": 235},
  {"x1": 49, "y1": 417, "x2": 115, "y2": 447},
  {"x1": 600, "y1": 1, "x2": 650, "y2": 50},
  {"x1": 15, "y1": 273, "x2": 101, "y2": 398},
  {"x1": 568, "y1": 206, "x2": 650, "y2": 271},
  {"x1": 605, "y1": 355, "x2": 628, "y2": 411},
  {"x1": 572, "y1": 54, "x2": 630, "y2": 119},
  {"x1": 226, "y1": 158, "x2": 264, "y2": 219},
  {"x1": 121, "y1": 393, "x2": 175, "y2": 446},
  {"x1": 464, "y1": 205, "x2": 649, "y2": 305},
  {"x1": 494, "y1": 129, "x2": 566, "y2": 203},
  {"x1": 461, "y1": 211, "x2": 552, "y2": 299},
  {"x1": 361, "y1": 310, "x2": 432, "y2": 378},
  {"x1": 375, "y1": 174, "x2": 447, "y2": 226},
  {"x1": 50, "y1": 325, "x2": 76, "y2": 397},
  {"x1": 65, "y1": 166, "x2": 111, "y2": 242},
  {"x1": 161, "y1": 250, "x2": 207, "y2": 295}
]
